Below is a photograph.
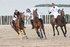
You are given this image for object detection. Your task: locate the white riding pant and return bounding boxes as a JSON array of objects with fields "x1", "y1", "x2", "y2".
[{"x1": 12, "y1": 17, "x2": 17, "y2": 21}]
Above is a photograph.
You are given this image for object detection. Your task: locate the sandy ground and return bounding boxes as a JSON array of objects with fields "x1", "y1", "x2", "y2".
[{"x1": 0, "y1": 24, "x2": 70, "y2": 47}]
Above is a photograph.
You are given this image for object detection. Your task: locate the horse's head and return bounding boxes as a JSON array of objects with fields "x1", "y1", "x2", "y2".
[
  {"x1": 60, "y1": 9, "x2": 64, "y2": 16},
  {"x1": 19, "y1": 13, "x2": 24, "y2": 21},
  {"x1": 33, "y1": 9, "x2": 39, "y2": 22},
  {"x1": 33, "y1": 9, "x2": 38, "y2": 17}
]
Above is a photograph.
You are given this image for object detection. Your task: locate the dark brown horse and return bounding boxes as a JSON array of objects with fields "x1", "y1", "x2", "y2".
[
  {"x1": 33, "y1": 9, "x2": 47, "y2": 39},
  {"x1": 50, "y1": 9, "x2": 67, "y2": 37},
  {"x1": 10, "y1": 13, "x2": 28, "y2": 40}
]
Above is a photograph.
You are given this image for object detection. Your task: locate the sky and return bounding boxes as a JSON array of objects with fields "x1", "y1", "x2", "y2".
[{"x1": 0, "y1": 0, "x2": 70, "y2": 15}]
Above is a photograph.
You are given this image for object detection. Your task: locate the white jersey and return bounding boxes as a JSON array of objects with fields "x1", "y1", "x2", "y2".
[
  {"x1": 49, "y1": 6, "x2": 60, "y2": 18},
  {"x1": 27, "y1": 8, "x2": 40, "y2": 20}
]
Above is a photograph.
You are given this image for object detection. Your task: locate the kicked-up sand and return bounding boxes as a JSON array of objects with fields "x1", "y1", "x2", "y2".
[{"x1": 0, "y1": 24, "x2": 70, "y2": 47}]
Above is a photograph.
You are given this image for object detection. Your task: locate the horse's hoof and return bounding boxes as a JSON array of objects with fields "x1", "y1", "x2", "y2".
[
  {"x1": 38, "y1": 35, "x2": 40, "y2": 37},
  {"x1": 64, "y1": 36, "x2": 66, "y2": 37},
  {"x1": 45, "y1": 37, "x2": 47, "y2": 40},
  {"x1": 40, "y1": 36, "x2": 43, "y2": 39},
  {"x1": 64, "y1": 35, "x2": 66, "y2": 37},
  {"x1": 40, "y1": 37, "x2": 42, "y2": 39},
  {"x1": 26, "y1": 36, "x2": 28, "y2": 39},
  {"x1": 42, "y1": 36, "x2": 43, "y2": 38},
  {"x1": 39, "y1": 36, "x2": 42, "y2": 39},
  {"x1": 58, "y1": 33, "x2": 59, "y2": 35},
  {"x1": 65, "y1": 32, "x2": 67, "y2": 35},
  {"x1": 53, "y1": 34, "x2": 55, "y2": 36},
  {"x1": 26, "y1": 37, "x2": 28, "y2": 39},
  {"x1": 41, "y1": 35, "x2": 43, "y2": 38}
]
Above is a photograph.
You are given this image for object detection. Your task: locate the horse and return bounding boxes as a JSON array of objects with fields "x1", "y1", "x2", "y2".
[
  {"x1": 50, "y1": 9, "x2": 67, "y2": 37},
  {"x1": 10, "y1": 13, "x2": 28, "y2": 40},
  {"x1": 33, "y1": 9, "x2": 47, "y2": 39}
]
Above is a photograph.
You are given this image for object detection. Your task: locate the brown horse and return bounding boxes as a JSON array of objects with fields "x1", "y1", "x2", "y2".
[
  {"x1": 33, "y1": 9, "x2": 47, "y2": 39},
  {"x1": 10, "y1": 13, "x2": 28, "y2": 40},
  {"x1": 50, "y1": 9, "x2": 67, "y2": 37}
]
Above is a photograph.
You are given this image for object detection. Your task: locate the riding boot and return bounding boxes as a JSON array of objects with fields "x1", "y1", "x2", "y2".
[{"x1": 31, "y1": 20, "x2": 34, "y2": 29}]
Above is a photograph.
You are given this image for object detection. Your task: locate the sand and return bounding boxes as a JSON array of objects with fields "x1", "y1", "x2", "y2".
[{"x1": 0, "y1": 24, "x2": 70, "y2": 47}]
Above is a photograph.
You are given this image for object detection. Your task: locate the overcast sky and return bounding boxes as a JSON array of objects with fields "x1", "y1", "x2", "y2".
[{"x1": 0, "y1": 0, "x2": 70, "y2": 15}]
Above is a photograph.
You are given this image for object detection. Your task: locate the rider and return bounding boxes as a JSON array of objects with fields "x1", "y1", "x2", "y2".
[
  {"x1": 49, "y1": 3, "x2": 60, "y2": 24},
  {"x1": 12, "y1": 10, "x2": 20, "y2": 29},
  {"x1": 14, "y1": 9, "x2": 20, "y2": 19},
  {"x1": 13, "y1": 10, "x2": 25, "y2": 27},
  {"x1": 26, "y1": 8, "x2": 42, "y2": 29}
]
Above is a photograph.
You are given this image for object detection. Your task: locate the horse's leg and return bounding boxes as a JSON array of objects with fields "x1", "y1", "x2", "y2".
[
  {"x1": 17, "y1": 27, "x2": 23, "y2": 40},
  {"x1": 60, "y1": 27, "x2": 66, "y2": 37},
  {"x1": 42, "y1": 26, "x2": 47, "y2": 39},
  {"x1": 64, "y1": 25, "x2": 67, "y2": 35},
  {"x1": 15, "y1": 30, "x2": 20, "y2": 35},
  {"x1": 39, "y1": 20, "x2": 44, "y2": 38},
  {"x1": 10, "y1": 21, "x2": 20, "y2": 38},
  {"x1": 35, "y1": 27, "x2": 41, "y2": 38},
  {"x1": 22, "y1": 28, "x2": 28, "y2": 39},
  {"x1": 52, "y1": 25, "x2": 55, "y2": 36},
  {"x1": 56, "y1": 25, "x2": 59, "y2": 35},
  {"x1": 40, "y1": 29, "x2": 43, "y2": 38},
  {"x1": 34, "y1": 23, "x2": 41, "y2": 38},
  {"x1": 39, "y1": 23, "x2": 43, "y2": 38},
  {"x1": 14, "y1": 29, "x2": 21, "y2": 40},
  {"x1": 11, "y1": 21, "x2": 20, "y2": 36}
]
